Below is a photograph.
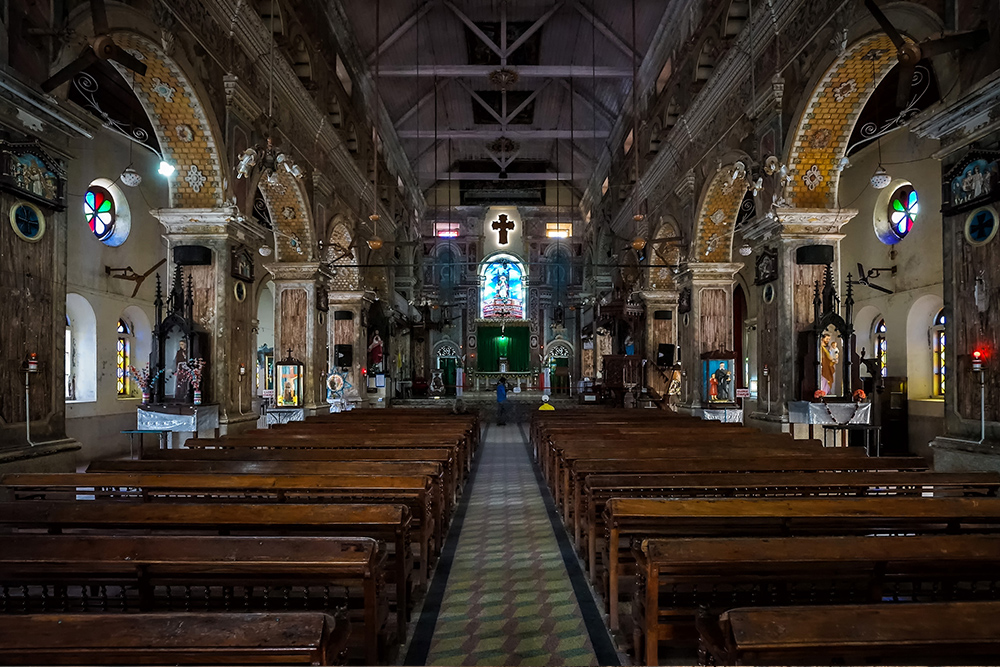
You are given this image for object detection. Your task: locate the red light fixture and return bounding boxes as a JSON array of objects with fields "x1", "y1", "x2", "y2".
[{"x1": 973, "y1": 350, "x2": 984, "y2": 372}]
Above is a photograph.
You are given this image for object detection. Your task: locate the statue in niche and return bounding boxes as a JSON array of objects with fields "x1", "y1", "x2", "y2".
[
  {"x1": 368, "y1": 330, "x2": 384, "y2": 373},
  {"x1": 819, "y1": 326, "x2": 842, "y2": 395},
  {"x1": 173, "y1": 338, "x2": 190, "y2": 400},
  {"x1": 713, "y1": 362, "x2": 732, "y2": 402}
]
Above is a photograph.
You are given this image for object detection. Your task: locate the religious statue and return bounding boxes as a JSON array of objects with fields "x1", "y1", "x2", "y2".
[
  {"x1": 709, "y1": 374, "x2": 719, "y2": 400},
  {"x1": 713, "y1": 362, "x2": 732, "y2": 401},
  {"x1": 624, "y1": 334, "x2": 635, "y2": 356},
  {"x1": 368, "y1": 330, "x2": 384, "y2": 373},
  {"x1": 173, "y1": 339, "x2": 190, "y2": 400},
  {"x1": 820, "y1": 331, "x2": 836, "y2": 394}
]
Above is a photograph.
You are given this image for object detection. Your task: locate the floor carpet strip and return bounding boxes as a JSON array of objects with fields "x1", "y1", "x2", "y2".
[{"x1": 407, "y1": 423, "x2": 611, "y2": 666}]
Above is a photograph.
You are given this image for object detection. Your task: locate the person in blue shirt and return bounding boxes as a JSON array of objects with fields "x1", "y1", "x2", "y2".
[{"x1": 496, "y1": 377, "x2": 508, "y2": 425}]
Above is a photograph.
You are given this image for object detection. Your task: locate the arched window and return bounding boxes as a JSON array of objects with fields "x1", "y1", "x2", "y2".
[
  {"x1": 117, "y1": 318, "x2": 132, "y2": 397},
  {"x1": 874, "y1": 318, "x2": 887, "y2": 377},
  {"x1": 65, "y1": 315, "x2": 75, "y2": 401},
  {"x1": 480, "y1": 254, "x2": 525, "y2": 319},
  {"x1": 932, "y1": 309, "x2": 945, "y2": 396}
]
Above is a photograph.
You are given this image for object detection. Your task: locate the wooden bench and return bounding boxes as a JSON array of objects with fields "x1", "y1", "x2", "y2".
[
  {"x1": 143, "y1": 446, "x2": 460, "y2": 507},
  {"x1": 568, "y1": 454, "x2": 929, "y2": 550},
  {"x1": 0, "y1": 534, "x2": 387, "y2": 664},
  {"x1": 698, "y1": 601, "x2": 1000, "y2": 666},
  {"x1": 601, "y1": 496, "x2": 1000, "y2": 631},
  {"x1": 583, "y1": 470, "x2": 1000, "y2": 579},
  {"x1": 631, "y1": 533, "x2": 1000, "y2": 664},
  {"x1": 87, "y1": 458, "x2": 455, "y2": 515},
  {"x1": 0, "y1": 472, "x2": 439, "y2": 587},
  {"x1": 0, "y1": 501, "x2": 413, "y2": 639},
  {"x1": 0, "y1": 612, "x2": 350, "y2": 665}
]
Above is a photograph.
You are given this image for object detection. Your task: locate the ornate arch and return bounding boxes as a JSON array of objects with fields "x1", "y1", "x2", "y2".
[
  {"x1": 785, "y1": 33, "x2": 897, "y2": 208},
  {"x1": 649, "y1": 216, "x2": 682, "y2": 290},
  {"x1": 691, "y1": 164, "x2": 748, "y2": 262},
  {"x1": 108, "y1": 32, "x2": 227, "y2": 208},
  {"x1": 327, "y1": 216, "x2": 359, "y2": 291},
  {"x1": 434, "y1": 339, "x2": 461, "y2": 358},
  {"x1": 544, "y1": 339, "x2": 574, "y2": 359},
  {"x1": 256, "y1": 168, "x2": 316, "y2": 261}
]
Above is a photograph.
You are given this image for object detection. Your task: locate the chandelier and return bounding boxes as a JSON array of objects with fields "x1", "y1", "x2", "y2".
[
  {"x1": 487, "y1": 136, "x2": 519, "y2": 154},
  {"x1": 236, "y1": 137, "x2": 303, "y2": 185}
]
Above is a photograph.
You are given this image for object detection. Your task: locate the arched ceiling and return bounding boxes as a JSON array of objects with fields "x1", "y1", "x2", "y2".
[{"x1": 338, "y1": 1, "x2": 669, "y2": 202}]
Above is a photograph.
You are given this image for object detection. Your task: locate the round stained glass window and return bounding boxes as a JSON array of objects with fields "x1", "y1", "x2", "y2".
[
  {"x1": 84, "y1": 186, "x2": 116, "y2": 242},
  {"x1": 888, "y1": 185, "x2": 917, "y2": 240},
  {"x1": 965, "y1": 207, "x2": 998, "y2": 246},
  {"x1": 9, "y1": 203, "x2": 45, "y2": 242}
]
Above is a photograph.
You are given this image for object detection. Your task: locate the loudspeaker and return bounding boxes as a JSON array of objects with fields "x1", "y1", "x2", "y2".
[
  {"x1": 796, "y1": 245, "x2": 834, "y2": 265},
  {"x1": 173, "y1": 245, "x2": 213, "y2": 266},
  {"x1": 656, "y1": 343, "x2": 675, "y2": 367},
  {"x1": 653, "y1": 310, "x2": 673, "y2": 320},
  {"x1": 334, "y1": 344, "x2": 353, "y2": 368}
]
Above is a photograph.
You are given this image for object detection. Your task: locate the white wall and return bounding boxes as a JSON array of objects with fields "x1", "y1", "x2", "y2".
[{"x1": 63, "y1": 127, "x2": 169, "y2": 461}]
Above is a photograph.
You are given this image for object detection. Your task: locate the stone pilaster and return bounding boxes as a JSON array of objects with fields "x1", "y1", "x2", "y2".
[
  {"x1": 675, "y1": 263, "x2": 743, "y2": 408},
  {"x1": 637, "y1": 288, "x2": 680, "y2": 366},
  {"x1": 157, "y1": 208, "x2": 265, "y2": 432},
  {"x1": 264, "y1": 262, "x2": 333, "y2": 414},
  {"x1": 742, "y1": 208, "x2": 855, "y2": 418},
  {"x1": 328, "y1": 290, "x2": 367, "y2": 405}
]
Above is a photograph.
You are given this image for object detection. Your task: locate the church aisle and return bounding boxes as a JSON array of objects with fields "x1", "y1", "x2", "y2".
[{"x1": 405, "y1": 423, "x2": 615, "y2": 666}]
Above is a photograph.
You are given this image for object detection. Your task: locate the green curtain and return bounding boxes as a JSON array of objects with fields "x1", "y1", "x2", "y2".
[{"x1": 478, "y1": 326, "x2": 530, "y2": 372}]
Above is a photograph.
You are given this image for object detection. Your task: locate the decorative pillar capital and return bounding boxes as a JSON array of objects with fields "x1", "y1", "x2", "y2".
[
  {"x1": 677, "y1": 262, "x2": 744, "y2": 287},
  {"x1": 264, "y1": 261, "x2": 332, "y2": 284},
  {"x1": 742, "y1": 208, "x2": 856, "y2": 243},
  {"x1": 154, "y1": 207, "x2": 266, "y2": 245}
]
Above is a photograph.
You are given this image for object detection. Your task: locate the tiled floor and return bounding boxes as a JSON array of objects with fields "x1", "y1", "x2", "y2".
[{"x1": 413, "y1": 424, "x2": 604, "y2": 666}]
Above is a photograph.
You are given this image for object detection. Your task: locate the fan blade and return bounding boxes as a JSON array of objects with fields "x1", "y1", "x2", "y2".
[
  {"x1": 864, "y1": 0, "x2": 906, "y2": 50},
  {"x1": 40, "y1": 48, "x2": 99, "y2": 92},
  {"x1": 868, "y1": 282, "x2": 894, "y2": 294},
  {"x1": 90, "y1": 0, "x2": 110, "y2": 35},
  {"x1": 106, "y1": 43, "x2": 147, "y2": 76},
  {"x1": 895, "y1": 62, "x2": 917, "y2": 109},
  {"x1": 920, "y1": 29, "x2": 989, "y2": 57},
  {"x1": 141, "y1": 258, "x2": 167, "y2": 278}
]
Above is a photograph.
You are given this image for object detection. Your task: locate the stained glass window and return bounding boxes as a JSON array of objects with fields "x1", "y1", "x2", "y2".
[
  {"x1": 480, "y1": 255, "x2": 525, "y2": 319},
  {"x1": 11, "y1": 204, "x2": 44, "y2": 241},
  {"x1": 875, "y1": 318, "x2": 887, "y2": 377},
  {"x1": 933, "y1": 309, "x2": 946, "y2": 396},
  {"x1": 85, "y1": 186, "x2": 116, "y2": 242},
  {"x1": 117, "y1": 318, "x2": 131, "y2": 397},
  {"x1": 887, "y1": 185, "x2": 917, "y2": 240}
]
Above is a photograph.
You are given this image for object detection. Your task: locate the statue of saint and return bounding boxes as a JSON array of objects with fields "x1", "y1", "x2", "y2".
[
  {"x1": 173, "y1": 339, "x2": 190, "y2": 400},
  {"x1": 820, "y1": 332, "x2": 836, "y2": 394},
  {"x1": 713, "y1": 362, "x2": 732, "y2": 401},
  {"x1": 368, "y1": 330, "x2": 384, "y2": 373}
]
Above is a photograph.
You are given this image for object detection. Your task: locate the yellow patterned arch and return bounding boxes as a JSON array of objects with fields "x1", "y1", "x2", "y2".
[
  {"x1": 692, "y1": 166, "x2": 748, "y2": 262},
  {"x1": 257, "y1": 168, "x2": 316, "y2": 262},
  {"x1": 786, "y1": 34, "x2": 897, "y2": 208},
  {"x1": 111, "y1": 33, "x2": 225, "y2": 209}
]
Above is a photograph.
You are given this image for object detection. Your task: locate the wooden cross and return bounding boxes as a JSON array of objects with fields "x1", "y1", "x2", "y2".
[{"x1": 492, "y1": 214, "x2": 515, "y2": 244}]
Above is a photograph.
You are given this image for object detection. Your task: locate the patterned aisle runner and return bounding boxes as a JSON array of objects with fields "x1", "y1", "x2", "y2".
[{"x1": 407, "y1": 424, "x2": 615, "y2": 666}]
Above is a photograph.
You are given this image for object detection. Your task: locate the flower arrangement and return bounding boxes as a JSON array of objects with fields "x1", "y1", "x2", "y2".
[
  {"x1": 813, "y1": 389, "x2": 827, "y2": 400},
  {"x1": 176, "y1": 358, "x2": 206, "y2": 391},
  {"x1": 853, "y1": 389, "x2": 867, "y2": 402},
  {"x1": 127, "y1": 364, "x2": 163, "y2": 395}
]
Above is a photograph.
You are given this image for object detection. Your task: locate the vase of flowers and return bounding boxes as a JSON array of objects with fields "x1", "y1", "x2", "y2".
[
  {"x1": 176, "y1": 358, "x2": 206, "y2": 405},
  {"x1": 813, "y1": 389, "x2": 827, "y2": 401},
  {"x1": 852, "y1": 389, "x2": 867, "y2": 402},
  {"x1": 127, "y1": 364, "x2": 163, "y2": 405}
]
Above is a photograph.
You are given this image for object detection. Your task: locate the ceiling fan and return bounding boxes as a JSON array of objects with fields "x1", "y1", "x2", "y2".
[
  {"x1": 864, "y1": 0, "x2": 988, "y2": 108},
  {"x1": 105, "y1": 259, "x2": 166, "y2": 298},
  {"x1": 854, "y1": 262, "x2": 896, "y2": 295},
  {"x1": 40, "y1": 0, "x2": 147, "y2": 93}
]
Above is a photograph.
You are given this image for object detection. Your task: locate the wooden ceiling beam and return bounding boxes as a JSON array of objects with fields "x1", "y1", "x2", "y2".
[
  {"x1": 571, "y1": 1, "x2": 637, "y2": 61},
  {"x1": 505, "y1": 2, "x2": 565, "y2": 58},
  {"x1": 366, "y1": 1, "x2": 438, "y2": 64},
  {"x1": 455, "y1": 79, "x2": 506, "y2": 125},
  {"x1": 444, "y1": 1, "x2": 503, "y2": 59},
  {"x1": 394, "y1": 79, "x2": 450, "y2": 128},
  {"x1": 557, "y1": 78, "x2": 615, "y2": 127},
  {"x1": 399, "y1": 129, "x2": 610, "y2": 139},
  {"x1": 377, "y1": 65, "x2": 632, "y2": 77}
]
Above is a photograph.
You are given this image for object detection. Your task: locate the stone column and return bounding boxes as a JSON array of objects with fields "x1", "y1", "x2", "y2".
[
  {"x1": 264, "y1": 262, "x2": 333, "y2": 415},
  {"x1": 328, "y1": 290, "x2": 367, "y2": 405},
  {"x1": 741, "y1": 208, "x2": 855, "y2": 421},
  {"x1": 157, "y1": 208, "x2": 265, "y2": 433},
  {"x1": 675, "y1": 262, "x2": 743, "y2": 408}
]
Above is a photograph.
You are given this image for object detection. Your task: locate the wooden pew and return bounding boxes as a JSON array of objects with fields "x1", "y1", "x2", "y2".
[
  {"x1": 632, "y1": 533, "x2": 1000, "y2": 664},
  {"x1": 0, "y1": 535, "x2": 387, "y2": 664},
  {"x1": 0, "y1": 501, "x2": 413, "y2": 639},
  {"x1": 143, "y1": 446, "x2": 460, "y2": 507},
  {"x1": 0, "y1": 472, "x2": 438, "y2": 587},
  {"x1": 698, "y1": 601, "x2": 1000, "y2": 666},
  {"x1": 87, "y1": 458, "x2": 454, "y2": 515},
  {"x1": 568, "y1": 454, "x2": 929, "y2": 549},
  {"x1": 582, "y1": 469, "x2": 999, "y2": 578},
  {"x1": 0, "y1": 612, "x2": 350, "y2": 665},
  {"x1": 601, "y1": 496, "x2": 1000, "y2": 631}
]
